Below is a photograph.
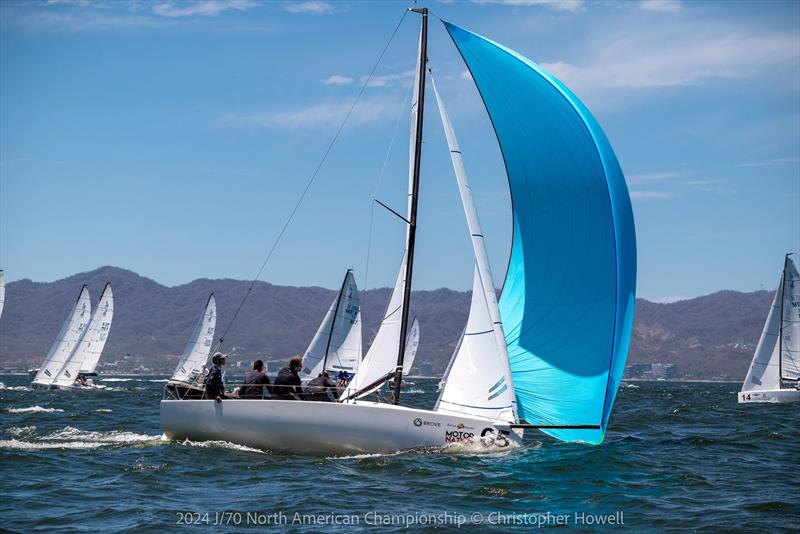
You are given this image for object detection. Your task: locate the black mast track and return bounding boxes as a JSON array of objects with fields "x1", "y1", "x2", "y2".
[
  {"x1": 322, "y1": 269, "x2": 351, "y2": 373},
  {"x1": 778, "y1": 254, "x2": 789, "y2": 384},
  {"x1": 392, "y1": 7, "x2": 427, "y2": 405}
]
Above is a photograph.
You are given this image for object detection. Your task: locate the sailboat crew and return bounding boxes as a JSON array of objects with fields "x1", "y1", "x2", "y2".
[
  {"x1": 205, "y1": 352, "x2": 227, "y2": 402},
  {"x1": 272, "y1": 357, "x2": 305, "y2": 400},
  {"x1": 305, "y1": 372, "x2": 337, "y2": 402}
]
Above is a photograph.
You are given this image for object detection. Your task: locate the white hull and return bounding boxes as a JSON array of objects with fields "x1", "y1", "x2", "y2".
[
  {"x1": 161, "y1": 399, "x2": 522, "y2": 455},
  {"x1": 738, "y1": 389, "x2": 800, "y2": 403}
]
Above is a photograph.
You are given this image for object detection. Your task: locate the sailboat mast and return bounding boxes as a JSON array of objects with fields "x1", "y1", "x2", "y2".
[
  {"x1": 322, "y1": 269, "x2": 351, "y2": 373},
  {"x1": 392, "y1": 7, "x2": 427, "y2": 405},
  {"x1": 778, "y1": 253, "x2": 789, "y2": 384}
]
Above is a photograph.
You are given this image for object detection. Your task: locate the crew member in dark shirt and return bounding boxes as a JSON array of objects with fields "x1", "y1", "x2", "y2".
[
  {"x1": 272, "y1": 357, "x2": 305, "y2": 400},
  {"x1": 306, "y1": 372, "x2": 338, "y2": 402},
  {"x1": 240, "y1": 359, "x2": 271, "y2": 399},
  {"x1": 205, "y1": 352, "x2": 227, "y2": 402}
]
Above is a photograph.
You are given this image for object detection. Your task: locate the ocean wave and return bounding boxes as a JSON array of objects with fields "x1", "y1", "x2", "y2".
[
  {"x1": 148, "y1": 379, "x2": 168, "y2": 383},
  {"x1": 404, "y1": 388, "x2": 425, "y2": 394},
  {"x1": 6, "y1": 406, "x2": 65, "y2": 414},
  {"x1": 0, "y1": 385, "x2": 32, "y2": 391},
  {"x1": 99, "y1": 378, "x2": 138, "y2": 382},
  {"x1": 179, "y1": 438, "x2": 267, "y2": 455},
  {"x1": 94, "y1": 408, "x2": 113, "y2": 413},
  {"x1": 326, "y1": 451, "x2": 404, "y2": 460}
]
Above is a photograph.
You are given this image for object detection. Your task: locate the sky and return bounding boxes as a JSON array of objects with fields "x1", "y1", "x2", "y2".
[{"x1": 0, "y1": 0, "x2": 798, "y2": 303}]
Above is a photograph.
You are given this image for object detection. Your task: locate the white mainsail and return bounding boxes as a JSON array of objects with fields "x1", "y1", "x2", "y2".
[
  {"x1": 302, "y1": 270, "x2": 362, "y2": 378},
  {"x1": 431, "y1": 78, "x2": 517, "y2": 423},
  {"x1": 341, "y1": 253, "x2": 407, "y2": 400},
  {"x1": 780, "y1": 256, "x2": 799, "y2": 381},
  {"x1": 0, "y1": 270, "x2": 5, "y2": 320},
  {"x1": 402, "y1": 317, "x2": 420, "y2": 375},
  {"x1": 52, "y1": 284, "x2": 114, "y2": 387},
  {"x1": 170, "y1": 294, "x2": 217, "y2": 383},
  {"x1": 32, "y1": 286, "x2": 91, "y2": 386}
]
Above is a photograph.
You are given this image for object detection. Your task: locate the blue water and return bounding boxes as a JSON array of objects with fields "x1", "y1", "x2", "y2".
[{"x1": 0, "y1": 375, "x2": 796, "y2": 532}]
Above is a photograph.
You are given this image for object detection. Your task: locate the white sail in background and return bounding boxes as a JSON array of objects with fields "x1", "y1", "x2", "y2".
[
  {"x1": 431, "y1": 78, "x2": 517, "y2": 422},
  {"x1": 32, "y1": 286, "x2": 91, "y2": 386},
  {"x1": 341, "y1": 253, "x2": 407, "y2": 400},
  {"x1": 52, "y1": 284, "x2": 114, "y2": 386},
  {"x1": 0, "y1": 270, "x2": 5, "y2": 320},
  {"x1": 742, "y1": 278, "x2": 784, "y2": 392},
  {"x1": 402, "y1": 317, "x2": 420, "y2": 375},
  {"x1": 170, "y1": 294, "x2": 217, "y2": 383},
  {"x1": 780, "y1": 257, "x2": 800, "y2": 381},
  {"x1": 302, "y1": 270, "x2": 362, "y2": 378}
]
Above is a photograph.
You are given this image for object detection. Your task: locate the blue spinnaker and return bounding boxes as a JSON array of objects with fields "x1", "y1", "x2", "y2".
[{"x1": 445, "y1": 22, "x2": 636, "y2": 444}]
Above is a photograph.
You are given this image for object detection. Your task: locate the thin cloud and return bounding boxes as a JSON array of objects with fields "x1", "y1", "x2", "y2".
[
  {"x1": 628, "y1": 171, "x2": 684, "y2": 184},
  {"x1": 471, "y1": 0, "x2": 585, "y2": 13},
  {"x1": 282, "y1": 1, "x2": 335, "y2": 15},
  {"x1": 538, "y1": 19, "x2": 799, "y2": 91},
  {"x1": 630, "y1": 191, "x2": 678, "y2": 199},
  {"x1": 153, "y1": 1, "x2": 255, "y2": 18},
  {"x1": 361, "y1": 69, "x2": 415, "y2": 88},
  {"x1": 323, "y1": 74, "x2": 354, "y2": 86},
  {"x1": 734, "y1": 157, "x2": 800, "y2": 168},
  {"x1": 638, "y1": 0, "x2": 682, "y2": 13},
  {"x1": 220, "y1": 98, "x2": 395, "y2": 128}
]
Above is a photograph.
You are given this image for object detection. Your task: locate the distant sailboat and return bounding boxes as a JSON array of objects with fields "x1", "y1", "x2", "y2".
[
  {"x1": 51, "y1": 284, "x2": 114, "y2": 389},
  {"x1": 32, "y1": 286, "x2": 91, "y2": 389},
  {"x1": 301, "y1": 270, "x2": 362, "y2": 381},
  {"x1": 0, "y1": 270, "x2": 5, "y2": 320},
  {"x1": 165, "y1": 294, "x2": 217, "y2": 399},
  {"x1": 739, "y1": 254, "x2": 800, "y2": 403},
  {"x1": 161, "y1": 9, "x2": 636, "y2": 454}
]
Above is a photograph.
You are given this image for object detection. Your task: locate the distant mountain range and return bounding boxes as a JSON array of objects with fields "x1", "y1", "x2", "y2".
[{"x1": 0, "y1": 266, "x2": 772, "y2": 380}]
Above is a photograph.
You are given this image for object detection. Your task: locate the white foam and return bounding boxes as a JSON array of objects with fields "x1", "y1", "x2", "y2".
[
  {"x1": 6, "y1": 426, "x2": 37, "y2": 437},
  {"x1": 327, "y1": 451, "x2": 403, "y2": 460},
  {"x1": 94, "y1": 408, "x2": 113, "y2": 413},
  {"x1": 179, "y1": 438, "x2": 267, "y2": 454},
  {"x1": 147, "y1": 379, "x2": 168, "y2": 383},
  {"x1": 0, "y1": 385, "x2": 32, "y2": 391},
  {"x1": 0, "y1": 439, "x2": 105, "y2": 450},
  {"x1": 6, "y1": 406, "x2": 65, "y2": 414},
  {"x1": 622, "y1": 383, "x2": 640, "y2": 389},
  {"x1": 404, "y1": 388, "x2": 425, "y2": 394},
  {"x1": 44, "y1": 426, "x2": 162, "y2": 444},
  {"x1": 99, "y1": 378, "x2": 138, "y2": 382}
]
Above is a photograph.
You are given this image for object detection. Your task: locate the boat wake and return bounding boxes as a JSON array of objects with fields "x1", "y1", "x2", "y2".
[
  {"x1": 5, "y1": 406, "x2": 65, "y2": 414},
  {"x1": 0, "y1": 426, "x2": 165, "y2": 451},
  {"x1": 178, "y1": 438, "x2": 268, "y2": 455},
  {"x1": 0, "y1": 385, "x2": 32, "y2": 391}
]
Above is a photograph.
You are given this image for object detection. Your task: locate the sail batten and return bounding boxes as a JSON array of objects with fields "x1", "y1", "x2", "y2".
[{"x1": 445, "y1": 21, "x2": 636, "y2": 443}]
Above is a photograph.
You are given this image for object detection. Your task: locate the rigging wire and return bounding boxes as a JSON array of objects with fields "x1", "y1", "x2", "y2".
[
  {"x1": 216, "y1": 9, "x2": 410, "y2": 346},
  {"x1": 362, "y1": 81, "x2": 414, "y2": 291}
]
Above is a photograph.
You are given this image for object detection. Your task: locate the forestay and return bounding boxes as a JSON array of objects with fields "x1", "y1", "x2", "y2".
[
  {"x1": 445, "y1": 22, "x2": 636, "y2": 443},
  {"x1": 302, "y1": 270, "x2": 362, "y2": 377},
  {"x1": 53, "y1": 284, "x2": 114, "y2": 386},
  {"x1": 431, "y1": 78, "x2": 517, "y2": 423},
  {"x1": 170, "y1": 294, "x2": 217, "y2": 383},
  {"x1": 33, "y1": 286, "x2": 92, "y2": 386}
]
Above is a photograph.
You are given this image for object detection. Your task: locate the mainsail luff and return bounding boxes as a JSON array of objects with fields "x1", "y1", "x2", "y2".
[
  {"x1": 52, "y1": 283, "x2": 114, "y2": 386},
  {"x1": 391, "y1": 7, "x2": 427, "y2": 405},
  {"x1": 170, "y1": 294, "x2": 217, "y2": 383},
  {"x1": 32, "y1": 286, "x2": 91, "y2": 386},
  {"x1": 431, "y1": 76, "x2": 518, "y2": 423}
]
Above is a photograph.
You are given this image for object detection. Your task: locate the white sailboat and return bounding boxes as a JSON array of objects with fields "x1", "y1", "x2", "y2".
[
  {"x1": 32, "y1": 286, "x2": 91, "y2": 389},
  {"x1": 0, "y1": 270, "x2": 5, "y2": 320},
  {"x1": 51, "y1": 283, "x2": 114, "y2": 389},
  {"x1": 739, "y1": 254, "x2": 800, "y2": 403},
  {"x1": 161, "y1": 9, "x2": 636, "y2": 455},
  {"x1": 165, "y1": 294, "x2": 217, "y2": 399},
  {"x1": 301, "y1": 270, "x2": 362, "y2": 381}
]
